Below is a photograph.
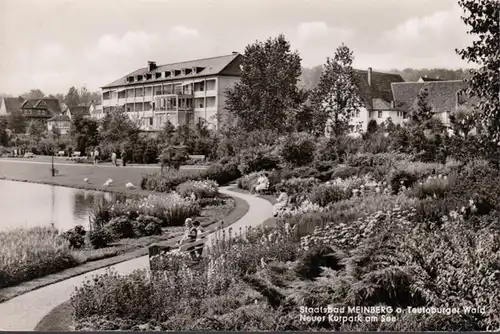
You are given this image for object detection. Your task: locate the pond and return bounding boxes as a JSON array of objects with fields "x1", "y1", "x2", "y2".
[{"x1": 0, "y1": 180, "x2": 128, "y2": 232}]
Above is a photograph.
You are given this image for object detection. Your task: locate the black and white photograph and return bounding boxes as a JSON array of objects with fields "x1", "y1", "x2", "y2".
[{"x1": 0, "y1": 0, "x2": 498, "y2": 331}]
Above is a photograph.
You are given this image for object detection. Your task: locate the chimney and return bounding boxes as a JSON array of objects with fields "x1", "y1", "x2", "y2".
[
  {"x1": 148, "y1": 61, "x2": 157, "y2": 71},
  {"x1": 391, "y1": 101, "x2": 395, "y2": 109},
  {"x1": 367, "y1": 67, "x2": 372, "y2": 86}
]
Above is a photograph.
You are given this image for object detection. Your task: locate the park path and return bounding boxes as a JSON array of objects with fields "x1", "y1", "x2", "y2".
[{"x1": 0, "y1": 187, "x2": 273, "y2": 331}]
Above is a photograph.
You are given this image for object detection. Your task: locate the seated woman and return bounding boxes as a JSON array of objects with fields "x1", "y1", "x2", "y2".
[
  {"x1": 179, "y1": 218, "x2": 198, "y2": 259},
  {"x1": 192, "y1": 220, "x2": 205, "y2": 258}
]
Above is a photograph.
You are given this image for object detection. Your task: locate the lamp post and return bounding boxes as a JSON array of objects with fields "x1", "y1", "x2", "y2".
[{"x1": 51, "y1": 147, "x2": 55, "y2": 177}]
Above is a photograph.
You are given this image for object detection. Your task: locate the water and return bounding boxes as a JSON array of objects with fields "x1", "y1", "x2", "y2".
[{"x1": 0, "y1": 180, "x2": 128, "y2": 232}]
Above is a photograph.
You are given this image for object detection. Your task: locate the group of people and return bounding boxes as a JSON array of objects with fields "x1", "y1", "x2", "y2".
[
  {"x1": 89, "y1": 148, "x2": 127, "y2": 167},
  {"x1": 179, "y1": 218, "x2": 206, "y2": 260}
]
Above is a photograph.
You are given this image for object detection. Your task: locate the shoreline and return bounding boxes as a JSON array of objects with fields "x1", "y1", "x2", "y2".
[{"x1": 0, "y1": 190, "x2": 249, "y2": 303}]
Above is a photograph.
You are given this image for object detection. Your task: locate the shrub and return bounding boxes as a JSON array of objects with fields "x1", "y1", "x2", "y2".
[
  {"x1": 236, "y1": 145, "x2": 280, "y2": 175},
  {"x1": 112, "y1": 194, "x2": 200, "y2": 227},
  {"x1": 88, "y1": 229, "x2": 112, "y2": 249},
  {"x1": 237, "y1": 172, "x2": 264, "y2": 192},
  {"x1": 407, "y1": 175, "x2": 450, "y2": 199},
  {"x1": 140, "y1": 169, "x2": 204, "y2": 192},
  {"x1": 275, "y1": 177, "x2": 319, "y2": 200},
  {"x1": 106, "y1": 216, "x2": 135, "y2": 239},
  {"x1": 308, "y1": 183, "x2": 348, "y2": 207},
  {"x1": 330, "y1": 165, "x2": 361, "y2": 179},
  {"x1": 280, "y1": 132, "x2": 316, "y2": 167},
  {"x1": 203, "y1": 161, "x2": 242, "y2": 185},
  {"x1": 388, "y1": 170, "x2": 418, "y2": 194},
  {"x1": 176, "y1": 180, "x2": 219, "y2": 199},
  {"x1": 133, "y1": 215, "x2": 162, "y2": 236},
  {"x1": 60, "y1": 225, "x2": 86, "y2": 249}
]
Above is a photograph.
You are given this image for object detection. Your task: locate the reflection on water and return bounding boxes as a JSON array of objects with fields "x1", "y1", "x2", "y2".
[{"x1": 0, "y1": 180, "x2": 128, "y2": 232}]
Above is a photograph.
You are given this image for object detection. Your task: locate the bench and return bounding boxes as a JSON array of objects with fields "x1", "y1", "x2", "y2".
[
  {"x1": 72, "y1": 151, "x2": 81, "y2": 157},
  {"x1": 149, "y1": 230, "x2": 211, "y2": 270},
  {"x1": 57, "y1": 151, "x2": 65, "y2": 156}
]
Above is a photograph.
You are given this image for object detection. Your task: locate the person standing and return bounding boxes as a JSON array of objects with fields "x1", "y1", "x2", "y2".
[
  {"x1": 121, "y1": 149, "x2": 127, "y2": 167},
  {"x1": 93, "y1": 148, "x2": 99, "y2": 165},
  {"x1": 111, "y1": 151, "x2": 117, "y2": 166}
]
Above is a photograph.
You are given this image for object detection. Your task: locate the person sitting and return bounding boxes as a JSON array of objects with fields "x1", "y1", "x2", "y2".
[
  {"x1": 179, "y1": 218, "x2": 198, "y2": 260},
  {"x1": 193, "y1": 220, "x2": 205, "y2": 258}
]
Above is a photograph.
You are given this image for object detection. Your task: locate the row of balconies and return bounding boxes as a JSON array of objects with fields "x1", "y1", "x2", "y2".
[{"x1": 104, "y1": 89, "x2": 216, "y2": 101}]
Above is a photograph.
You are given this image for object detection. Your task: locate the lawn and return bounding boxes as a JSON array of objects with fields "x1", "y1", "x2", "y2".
[{"x1": 0, "y1": 157, "x2": 205, "y2": 195}]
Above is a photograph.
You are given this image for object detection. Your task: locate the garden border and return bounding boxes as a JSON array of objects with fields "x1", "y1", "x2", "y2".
[
  {"x1": 33, "y1": 190, "x2": 251, "y2": 332},
  {"x1": 0, "y1": 192, "x2": 249, "y2": 304}
]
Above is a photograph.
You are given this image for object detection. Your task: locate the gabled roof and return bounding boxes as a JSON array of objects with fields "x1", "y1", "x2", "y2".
[
  {"x1": 69, "y1": 106, "x2": 90, "y2": 118},
  {"x1": 2, "y1": 97, "x2": 24, "y2": 113},
  {"x1": 102, "y1": 53, "x2": 242, "y2": 89},
  {"x1": 21, "y1": 98, "x2": 62, "y2": 115},
  {"x1": 391, "y1": 80, "x2": 468, "y2": 113},
  {"x1": 354, "y1": 70, "x2": 405, "y2": 109}
]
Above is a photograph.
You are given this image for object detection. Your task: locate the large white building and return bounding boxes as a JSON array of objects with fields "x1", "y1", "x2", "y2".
[{"x1": 101, "y1": 53, "x2": 242, "y2": 131}]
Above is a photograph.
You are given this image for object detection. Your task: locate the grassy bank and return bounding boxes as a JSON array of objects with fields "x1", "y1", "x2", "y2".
[{"x1": 0, "y1": 157, "x2": 205, "y2": 196}]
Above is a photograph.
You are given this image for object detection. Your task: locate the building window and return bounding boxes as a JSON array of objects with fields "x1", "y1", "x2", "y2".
[
  {"x1": 199, "y1": 103, "x2": 204, "y2": 108},
  {"x1": 355, "y1": 110, "x2": 360, "y2": 118},
  {"x1": 149, "y1": 118, "x2": 153, "y2": 126},
  {"x1": 378, "y1": 111, "x2": 383, "y2": 118}
]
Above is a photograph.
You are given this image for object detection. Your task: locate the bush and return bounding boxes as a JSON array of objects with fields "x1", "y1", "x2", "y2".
[
  {"x1": 106, "y1": 216, "x2": 134, "y2": 239},
  {"x1": 308, "y1": 183, "x2": 349, "y2": 207},
  {"x1": 388, "y1": 170, "x2": 418, "y2": 194},
  {"x1": 88, "y1": 229, "x2": 112, "y2": 249},
  {"x1": 280, "y1": 132, "x2": 316, "y2": 167},
  {"x1": 203, "y1": 161, "x2": 242, "y2": 185},
  {"x1": 407, "y1": 175, "x2": 450, "y2": 199},
  {"x1": 60, "y1": 225, "x2": 87, "y2": 249},
  {"x1": 330, "y1": 165, "x2": 361, "y2": 179},
  {"x1": 236, "y1": 145, "x2": 280, "y2": 175},
  {"x1": 176, "y1": 180, "x2": 219, "y2": 199},
  {"x1": 133, "y1": 215, "x2": 162, "y2": 236}
]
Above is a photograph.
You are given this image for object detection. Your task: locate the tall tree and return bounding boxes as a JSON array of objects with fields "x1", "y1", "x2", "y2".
[
  {"x1": 456, "y1": 0, "x2": 500, "y2": 141},
  {"x1": 99, "y1": 107, "x2": 139, "y2": 145},
  {"x1": 22, "y1": 89, "x2": 45, "y2": 99},
  {"x1": 224, "y1": 34, "x2": 304, "y2": 133},
  {"x1": 27, "y1": 120, "x2": 46, "y2": 140},
  {"x1": 311, "y1": 44, "x2": 363, "y2": 137},
  {"x1": 64, "y1": 86, "x2": 81, "y2": 107},
  {"x1": 70, "y1": 114, "x2": 98, "y2": 153}
]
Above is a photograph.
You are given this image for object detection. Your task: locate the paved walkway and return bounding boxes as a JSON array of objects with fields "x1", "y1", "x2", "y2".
[
  {"x1": 0, "y1": 158, "x2": 207, "y2": 170},
  {"x1": 0, "y1": 187, "x2": 273, "y2": 331}
]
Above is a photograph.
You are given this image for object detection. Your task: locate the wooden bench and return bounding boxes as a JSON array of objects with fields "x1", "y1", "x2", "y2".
[{"x1": 149, "y1": 230, "x2": 210, "y2": 270}]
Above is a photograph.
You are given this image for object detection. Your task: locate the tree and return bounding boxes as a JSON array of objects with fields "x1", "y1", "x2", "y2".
[
  {"x1": 22, "y1": 89, "x2": 45, "y2": 99},
  {"x1": 0, "y1": 117, "x2": 9, "y2": 146},
  {"x1": 449, "y1": 106, "x2": 476, "y2": 139},
  {"x1": 158, "y1": 120, "x2": 176, "y2": 144},
  {"x1": 47, "y1": 93, "x2": 65, "y2": 102},
  {"x1": 27, "y1": 120, "x2": 46, "y2": 140},
  {"x1": 99, "y1": 107, "x2": 139, "y2": 145},
  {"x1": 7, "y1": 111, "x2": 26, "y2": 134},
  {"x1": 224, "y1": 34, "x2": 304, "y2": 133},
  {"x1": 311, "y1": 44, "x2": 363, "y2": 137},
  {"x1": 410, "y1": 88, "x2": 434, "y2": 126},
  {"x1": 70, "y1": 114, "x2": 99, "y2": 153},
  {"x1": 456, "y1": 0, "x2": 500, "y2": 142},
  {"x1": 64, "y1": 86, "x2": 81, "y2": 107}
]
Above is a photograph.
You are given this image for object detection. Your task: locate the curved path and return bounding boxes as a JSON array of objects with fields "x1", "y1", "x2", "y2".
[{"x1": 0, "y1": 187, "x2": 274, "y2": 331}]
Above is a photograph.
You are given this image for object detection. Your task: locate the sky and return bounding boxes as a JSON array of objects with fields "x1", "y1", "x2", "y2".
[{"x1": 0, "y1": 0, "x2": 475, "y2": 95}]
